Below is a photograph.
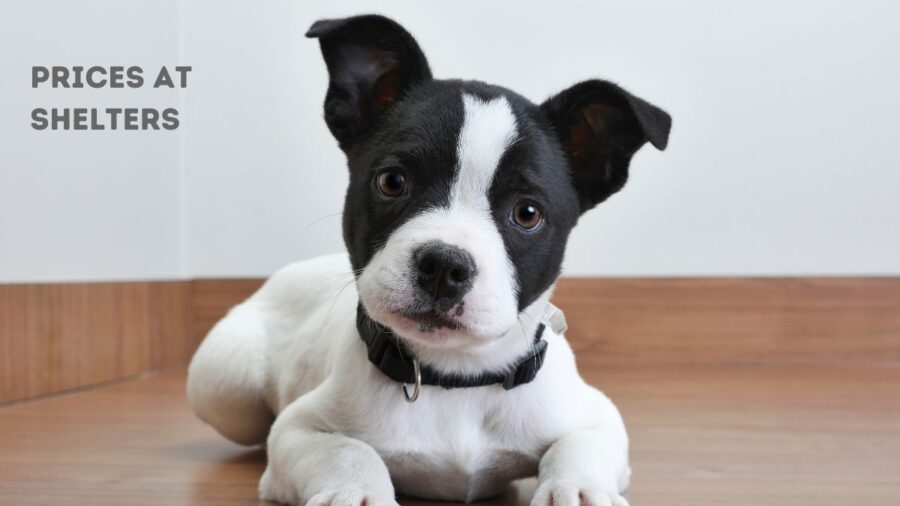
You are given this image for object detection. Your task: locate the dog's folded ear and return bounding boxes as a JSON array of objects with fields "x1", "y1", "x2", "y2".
[
  {"x1": 540, "y1": 80, "x2": 672, "y2": 211},
  {"x1": 307, "y1": 15, "x2": 432, "y2": 150}
]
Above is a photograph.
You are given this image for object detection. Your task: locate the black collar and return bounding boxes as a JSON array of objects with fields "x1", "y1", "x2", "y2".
[{"x1": 356, "y1": 305, "x2": 549, "y2": 390}]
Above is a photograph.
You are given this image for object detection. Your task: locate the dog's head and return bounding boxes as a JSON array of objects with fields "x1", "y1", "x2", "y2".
[{"x1": 307, "y1": 15, "x2": 670, "y2": 352}]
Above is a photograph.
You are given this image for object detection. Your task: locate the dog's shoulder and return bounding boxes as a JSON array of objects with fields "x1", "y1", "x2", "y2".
[
  {"x1": 251, "y1": 253, "x2": 355, "y2": 309},
  {"x1": 252, "y1": 253, "x2": 360, "y2": 409}
]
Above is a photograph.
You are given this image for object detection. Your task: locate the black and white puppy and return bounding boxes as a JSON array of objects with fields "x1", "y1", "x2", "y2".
[{"x1": 187, "y1": 14, "x2": 670, "y2": 506}]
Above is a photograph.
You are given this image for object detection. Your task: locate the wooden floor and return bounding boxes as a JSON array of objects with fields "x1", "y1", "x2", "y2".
[{"x1": 1, "y1": 365, "x2": 898, "y2": 505}]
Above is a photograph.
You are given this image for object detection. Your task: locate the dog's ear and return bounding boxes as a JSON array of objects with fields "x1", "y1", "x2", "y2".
[
  {"x1": 540, "y1": 80, "x2": 671, "y2": 211},
  {"x1": 306, "y1": 15, "x2": 432, "y2": 150}
]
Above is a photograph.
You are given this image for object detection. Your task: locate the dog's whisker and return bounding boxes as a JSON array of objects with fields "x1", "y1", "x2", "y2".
[
  {"x1": 518, "y1": 309, "x2": 539, "y2": 327},
  {"x1": 316, "y1": 277, "x2": 359, "y2": 339},
  {"x1": 293, "y1": 211, "x2": 344, "y2": 239}
]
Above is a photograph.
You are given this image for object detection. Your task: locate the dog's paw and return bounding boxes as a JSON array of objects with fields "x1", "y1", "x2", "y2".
[
  {"x1": 304, "y1": 489, "x2": 399, "y2": 506},
  {"x1": 531, "y1": 481, "x2": 629, "y2": 506},
  {"x1": 258, "y1": 468, "x2": 296, "y2": 505}
]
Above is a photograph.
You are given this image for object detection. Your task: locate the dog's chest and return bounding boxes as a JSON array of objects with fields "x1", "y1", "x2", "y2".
[
  {"x1": 351, "y1": 393, "x2": 544, "y2": 501},
  {"x1": 384, "y1": 447, "x2": 537, "y2": 501}
]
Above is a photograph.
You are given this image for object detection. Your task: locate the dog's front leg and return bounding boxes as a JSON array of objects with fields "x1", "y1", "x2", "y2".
[
  {"x1": 260, "y1": 400, "x2": 396, "y2": 506},
  {"x1": 532, "y1": 399, "x2": 631, "y2": 506}
]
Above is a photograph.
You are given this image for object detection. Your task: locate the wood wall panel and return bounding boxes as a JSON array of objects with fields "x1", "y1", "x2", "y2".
[
  {"x1": 552, "y1": 277, "x2": 900, "y2": 368},
  {"x1": 0, "y1": 282, "x2": 190, "y2": 405},
  {"x1": 3, "y1": 276, "x2": 899, "y2": 405}
]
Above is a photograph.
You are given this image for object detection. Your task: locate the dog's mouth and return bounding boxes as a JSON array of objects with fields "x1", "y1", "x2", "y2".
[{"x1": 398, "y1": 309, "x2": 462, "y2": 332}]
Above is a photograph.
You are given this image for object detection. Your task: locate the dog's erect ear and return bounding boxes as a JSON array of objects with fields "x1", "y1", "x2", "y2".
[
  {"x1": 540, "y1": 80, "x2": 671, "y2": 211},
  {"x1": 306, "y1": 15, "x2": 432, "y2": 150}
]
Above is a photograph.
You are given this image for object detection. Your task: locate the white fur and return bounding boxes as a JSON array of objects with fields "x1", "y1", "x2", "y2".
[
  {"x1": 187, "y1": 92, "x2": 630, "y2": 506},
  {"x1": 188, "y1": 254, "x2": 630, "y2": 505}
]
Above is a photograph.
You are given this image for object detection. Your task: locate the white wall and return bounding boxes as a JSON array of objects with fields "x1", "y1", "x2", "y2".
[
  {"x1": 0, "y1": 0, "x2": 185, "y2": 282},
  {"x1": 2, "y1": 0, "x2": 899, "y2": 282}
]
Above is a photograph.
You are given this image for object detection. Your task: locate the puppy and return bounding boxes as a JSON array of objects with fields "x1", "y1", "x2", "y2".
[{"x1": 187, "y1": 14, "x2": 670, "y2": 506}]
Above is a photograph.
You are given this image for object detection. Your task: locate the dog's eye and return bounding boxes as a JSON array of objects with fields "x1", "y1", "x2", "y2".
[
  {"x1": 376, "y1": 170, "x2": 408, "y2": 198},
  {"x1": 511, "y1": 201, "x2": 543, "y2": 231}
]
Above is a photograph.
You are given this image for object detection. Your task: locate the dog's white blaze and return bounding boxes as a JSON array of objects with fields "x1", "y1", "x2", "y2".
[
  {"x1": 453, "y1": 94, "x2": 519, "y2": 208},
  {"x1": 448, "y1": 92, "x2": 520, "y2": 296}
]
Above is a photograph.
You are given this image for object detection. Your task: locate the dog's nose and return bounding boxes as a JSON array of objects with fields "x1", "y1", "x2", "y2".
[{"x1": 414, "y1": 242, "x2": 476, "y2": 305}]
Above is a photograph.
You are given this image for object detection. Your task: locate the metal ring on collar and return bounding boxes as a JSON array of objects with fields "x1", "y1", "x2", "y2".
[{"x1": 402, "y1": 358, "x2": 421, "y2": 402}]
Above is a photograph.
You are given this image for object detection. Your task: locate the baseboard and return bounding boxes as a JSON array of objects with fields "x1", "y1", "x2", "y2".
[
  {"x1": 552, "y1": 277, "x2": 900, "y2": 369},
  {"x1": 0, "y1": 281, "x2": 191, "y2": 405},
  {"x1": 3, "y1": 276, "x2": 899, "y2": 404}
]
